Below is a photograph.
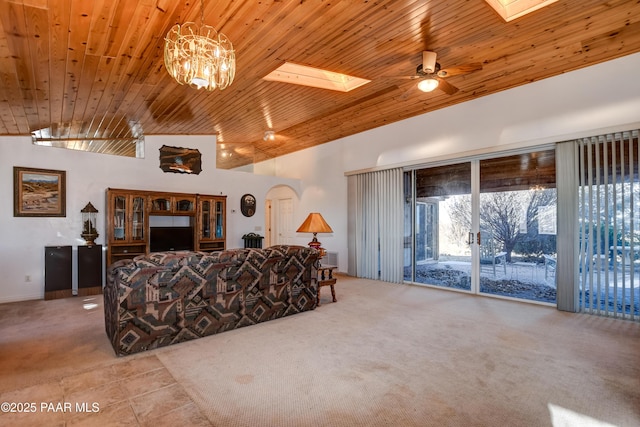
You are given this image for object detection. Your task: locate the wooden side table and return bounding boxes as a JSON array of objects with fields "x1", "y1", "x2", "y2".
[{"x1": 317, "y1": 265, "x2": 337, "y2": 306}]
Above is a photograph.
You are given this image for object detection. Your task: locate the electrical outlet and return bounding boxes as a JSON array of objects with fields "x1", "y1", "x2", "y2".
[
  {"x1": 25, "y1": 275, "x2": 31, "y2": 282},
  {"x1": 254, "y1": 226, "x2": 262, "y2": 231}
]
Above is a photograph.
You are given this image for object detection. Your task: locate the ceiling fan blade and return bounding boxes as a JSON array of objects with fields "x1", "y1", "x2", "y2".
[
  {"x1": 438, "y1": 63, "x2": 483, "y2": 77},
  {"x1": 399, "y1": 86, "x2": 413, "y2": 101},
  {"x1": 437, "y1": 77, "x2": 459, "y2": 95},
  {"x1": 380, "y1": 75, "x2": 422, "y2": 80}
]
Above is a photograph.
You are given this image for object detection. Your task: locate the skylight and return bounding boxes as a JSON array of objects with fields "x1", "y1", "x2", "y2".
[
  {"x1": 484, "y1": 0, "x2": 559, "y2": 22},
  {"x1": 263, "y1": 62, "x2": 370, "y2": 92}
]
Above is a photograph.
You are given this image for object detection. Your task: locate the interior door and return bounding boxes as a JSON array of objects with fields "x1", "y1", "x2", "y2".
[
  {"x1": 264, "y1": 199, "x2": 272, "y2": 247},
  {"x1": 276, "y1": 198, "x2": 294, "y2": 244}
]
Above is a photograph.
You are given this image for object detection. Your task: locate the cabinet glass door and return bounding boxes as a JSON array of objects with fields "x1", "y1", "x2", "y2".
[
  {"x1": 175, "y1": 198, "x2": 195, "y2": 212},
  {"x1": 215, "y1": 201, "x2": 224, "y2": 239},
  {"x1": 151, "y1": 197, "x2": 171, "y2": 212},
  {"x1": 114, "y1": 196, "x2": 126, "y2": 240},
  {"x1": 132, "y1": 196, "x2": 145, "y2": 241},
  {"x1": 201, "y1": 201, "x2": 211, "y2": 239}
]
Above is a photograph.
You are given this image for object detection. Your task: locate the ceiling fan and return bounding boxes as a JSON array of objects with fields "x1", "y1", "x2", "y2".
[{"x1": 398, "y1": 51, "x2": 483, "y2": 95}]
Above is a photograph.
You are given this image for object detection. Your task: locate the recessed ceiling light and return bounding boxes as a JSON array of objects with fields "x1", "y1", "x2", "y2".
[
  {"x1": 264, "y1": 62, "x2": 370, "y2": 92},
  {"x1": 484, "y1": 0, "x2": 559, "y2": 22}
]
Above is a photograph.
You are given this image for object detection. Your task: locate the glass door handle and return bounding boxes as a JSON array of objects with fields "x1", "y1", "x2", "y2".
[
  {"x1": 467, "y1": 232, "x2": 474, "y2": 245},
  {"x1": 477, "y1": 232, "x2": 482, "y2": 246}
]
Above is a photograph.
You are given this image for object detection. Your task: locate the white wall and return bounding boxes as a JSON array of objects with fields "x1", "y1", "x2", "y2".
[
  {"x1": 0, "y1": 135, "x2": 300, "y2": 302},
  {"x1": 268, "y1": 52, "x2": 640, "y2": 274}
]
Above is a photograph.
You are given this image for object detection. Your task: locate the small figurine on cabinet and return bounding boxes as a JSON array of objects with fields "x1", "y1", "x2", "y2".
[{"x1": 81, "y1": 202, "x2": 99, "y2": 245}]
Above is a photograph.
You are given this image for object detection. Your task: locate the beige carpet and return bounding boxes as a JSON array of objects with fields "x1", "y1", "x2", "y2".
[{"x1": 1, "y1": 275, "x2": 639, "y2": 426}]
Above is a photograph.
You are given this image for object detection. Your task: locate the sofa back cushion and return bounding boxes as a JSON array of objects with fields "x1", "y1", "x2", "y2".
[
  {"x1": 132, "y1": 250, "x2": 207, "y2": 269},
  {"x1": 105, "y1": 245, "x2": 319, "y2": 355}
]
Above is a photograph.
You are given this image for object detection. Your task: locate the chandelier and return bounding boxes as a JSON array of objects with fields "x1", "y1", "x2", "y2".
[{"x1": 164, "y1": 0, "x2": 235, "y2": 91}]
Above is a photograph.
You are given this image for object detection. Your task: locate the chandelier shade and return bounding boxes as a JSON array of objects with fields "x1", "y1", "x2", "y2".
[{"x1": 164, "y1": 21, "x2": 235, "y2": 91}]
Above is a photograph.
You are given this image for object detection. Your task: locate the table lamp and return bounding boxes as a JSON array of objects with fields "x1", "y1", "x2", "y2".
[{"x1": 296, "y1": 212, "x2": 333, "y2": 254}]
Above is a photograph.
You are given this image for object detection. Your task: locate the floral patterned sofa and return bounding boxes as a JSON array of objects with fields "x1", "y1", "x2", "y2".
[{"x1": 104, "y1": 245, "x2": 319, "y2": 356}]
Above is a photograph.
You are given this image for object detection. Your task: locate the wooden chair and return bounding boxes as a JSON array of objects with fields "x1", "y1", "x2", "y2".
[{"x1": 479, "y1": 234, "x2": 507, "y2": 277}]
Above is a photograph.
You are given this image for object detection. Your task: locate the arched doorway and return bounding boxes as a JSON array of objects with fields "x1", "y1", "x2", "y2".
[{"x1": 265, "y1": 185, "x2": 300, "y2": 247}]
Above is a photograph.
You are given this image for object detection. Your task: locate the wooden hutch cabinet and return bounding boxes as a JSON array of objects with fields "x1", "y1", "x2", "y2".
[
  {"x1": 106, "y1": 188, "x2": 226, "y2": 266},
  {"x1": 106, "y1": 189, "x2": 147, "y2": 265},
  {"x1": 196, "y1": 195, "x2": 227, "y2": 252}
]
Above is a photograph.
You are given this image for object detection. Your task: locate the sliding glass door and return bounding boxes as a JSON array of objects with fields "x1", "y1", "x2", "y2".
[
  {"x1": 478, "y1": 151, "x2": 557, "y2": 302},
  {"x1": 405, "y1": 149, "x2": 558, "y2": 304},
  {"x1": 404, "y1": 162, "x2": 472, "y2": 291}
]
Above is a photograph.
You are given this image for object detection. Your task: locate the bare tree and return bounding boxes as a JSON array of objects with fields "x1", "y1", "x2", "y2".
[
  {"x1": 448, "y1": 189, "x2": 557, "y2": 262},
  {"x1": 479, "y1": 192, "x2": 523, "y2": 262}
]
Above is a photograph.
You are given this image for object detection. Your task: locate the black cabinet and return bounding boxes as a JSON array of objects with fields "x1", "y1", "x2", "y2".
[
  {"x1": 78, "y1": 245, "x2": 103, "y2": 296},
  {"x1": 44, "y1": 246, "x2": 72, "y2": 300},
  {"x1": 242, "y1": 233, "x2": 264, "y2": 248}
]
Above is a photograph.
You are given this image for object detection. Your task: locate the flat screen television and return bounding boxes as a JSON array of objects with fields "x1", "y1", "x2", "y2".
[{"x1": 149, "y1": 226, "x2": 194, "y2": 252}]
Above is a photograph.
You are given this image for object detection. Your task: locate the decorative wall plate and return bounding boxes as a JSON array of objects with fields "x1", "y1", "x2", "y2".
[{"x1": 241, "y1": 194, "x2": 256, "y2": 217}]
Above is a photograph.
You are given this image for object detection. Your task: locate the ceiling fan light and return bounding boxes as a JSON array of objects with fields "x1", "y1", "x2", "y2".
[
  {"x1": 263, "y1": 130, "x2": 275, "y2": 141},
  {"x1": 418, "y1": 78, "x2": 439, "y2": 92}
]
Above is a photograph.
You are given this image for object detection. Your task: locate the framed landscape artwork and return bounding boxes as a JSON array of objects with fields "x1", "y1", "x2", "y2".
[{"x1": 14, "y1": 167, "x2": 66, "y2": 217}]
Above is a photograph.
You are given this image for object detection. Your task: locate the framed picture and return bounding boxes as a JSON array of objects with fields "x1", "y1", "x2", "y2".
[
  {"x1": 159, "y1": 145, "x2": 202, "y2": 175},
  {"x1": 14, "y1": 167, "x2": 66, "y2": 217}
]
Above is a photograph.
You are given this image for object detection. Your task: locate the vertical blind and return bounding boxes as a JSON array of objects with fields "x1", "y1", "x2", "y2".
[
  {"x1": 555, "y1": 141, "x2": 579, "y2": 312},
  {"x1": 577, "y1": 129, "x2": 639, "y2": 320},
  {"x1": 350, "y1": 168, "x2": 404, "y2": 283}
]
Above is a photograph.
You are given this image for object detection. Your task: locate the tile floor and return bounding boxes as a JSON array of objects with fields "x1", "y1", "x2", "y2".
[{"x1": 0, "y1": 354, "x2": 211, "y2": 426}]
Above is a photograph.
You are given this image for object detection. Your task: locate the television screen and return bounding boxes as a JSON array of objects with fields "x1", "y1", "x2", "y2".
[{"x1": 150, "y1": 227, "x2": 194, "y2": 252}]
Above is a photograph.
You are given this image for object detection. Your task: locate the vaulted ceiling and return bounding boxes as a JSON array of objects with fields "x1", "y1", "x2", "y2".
[{"x1": 1, "y1": 0, "x2": 639, "y2": 169}]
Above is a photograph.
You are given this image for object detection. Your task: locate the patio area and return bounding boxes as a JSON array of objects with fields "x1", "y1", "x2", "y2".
[{"x1": 406, "y1": 256, "x2": 640, "y2": 315}]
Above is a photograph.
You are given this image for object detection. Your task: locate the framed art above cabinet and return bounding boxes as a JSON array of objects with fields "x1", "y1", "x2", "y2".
[{"x1": 159, "y1": 145, "x2": 202, "y2": 175}]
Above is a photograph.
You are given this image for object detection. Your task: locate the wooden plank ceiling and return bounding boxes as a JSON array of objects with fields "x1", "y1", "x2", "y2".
[{"x1": 0, "y1": 0, "x2": 639, "y2": 169}]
